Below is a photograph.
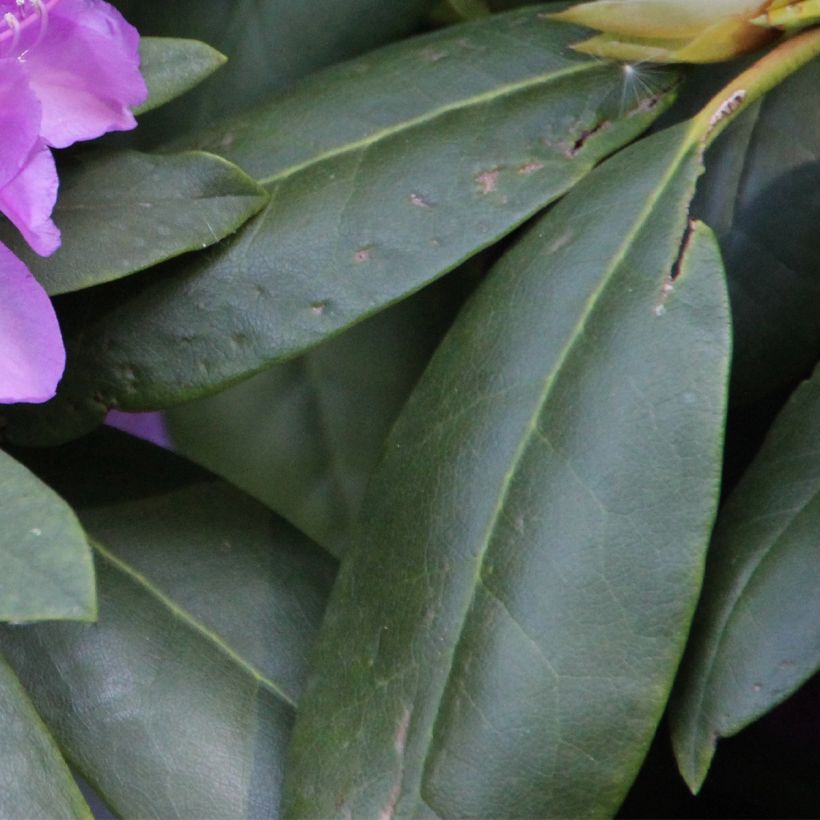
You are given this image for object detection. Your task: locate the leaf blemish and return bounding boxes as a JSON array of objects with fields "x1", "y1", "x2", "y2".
[
  {"x1": 708, "y1": 89, "x2": 747, "y2": 133},
  {"x1": 547, "y1": 230, "x2": 573, "y2": 254},
  {"x1": 354, "y1": 246, "x2": 374, "y2": 263},
  {"x1": 656, "y1": 218, "x2": 696, "y2": 316},
  {"x1": 518, "y1": 161, "x2": 545, "y2": 175},
  {"x1": 419, "y1": 46, "x2": 448, "y2": 62},
  {"x1": 566, "y1": 120, "x2": 612, "y2": 158},
  {"x1": 475, "y1": 168, "x2": 501, "y2": 194},
  {"x1": 310, "y1": 301, "x2": 329, "y2": 316},
  {"x1": 409, "y1": 192, "x2": 433, "y2": 208}
]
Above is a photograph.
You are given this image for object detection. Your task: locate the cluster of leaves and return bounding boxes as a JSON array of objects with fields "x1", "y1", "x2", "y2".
[{"x1": 0, "y1": 2, "x2": 818, "y2": 817}]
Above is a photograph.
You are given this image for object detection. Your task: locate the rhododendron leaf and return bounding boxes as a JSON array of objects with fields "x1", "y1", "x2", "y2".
[
  {"x1": 0, "y1": 656, "x2": 91, "y2": 818},
  {"x1": 283, "y1": 123, "x2": 731, "y2": 818},
  {"x1": 0, "y1": 449, "x2": 94, "y2": 622},
  {"x1": 0, "y1": 245, "x2": 63, "y2": 404},
  {"x1": 670, "y1": 363, "x2": 820, "y2": 792},
  {"x1": 0, "y1": 150, "x2": 268, "y2": 296},
  {"x1": 20, "y1": 6, "x2": 677, "y2": 426},
  {"x1": 0, "y1": 429, "x2": 335, "y2": 817},
  {"x1": 167, "y1": 281, "x2": 459, "y2": 557},
  {"x1": 136, "y1": 37, "x2": 227, "y2": 116},
  {"x1": 115, "y1": 0, "x2": 436, "y2": 140},
  {"x1": 692, "y1": 58, "x2": 820, "y2": 404}
]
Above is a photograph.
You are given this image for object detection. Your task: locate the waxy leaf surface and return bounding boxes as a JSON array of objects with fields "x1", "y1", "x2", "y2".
[
  {"x1": 0, "y1": 656, "x2": 90, "y2": 819},
  {"x1": 26, "y1": 7, "x2": 678, "y2": 425},
  {"x1": 167, "y1": 283, "x2": 459, "y2": 557},
  {"x1": 115, "y1": 0, "x2": 436, "y2": 141},
  {"x1": 283, "y1": 122, "x2": 731, "y2": 817},
  {"x1": 0, "y1": 431, "x2": 335, "y2": 818},
  {"x1": 670, "y1": 363, "x2": 820, "y2": 792},
  {"x1": 0, "y1": 450, "x2": 94, "y2": 622},
  {"x1": 693, "y1": 59, "x2": 820, "y2": 403},
  {"x1": 136, "y1": 37, "x2": 226, "y2": 116},
  {"x1": 0, "y1": 151, "x2": 268, "y2": 295}
]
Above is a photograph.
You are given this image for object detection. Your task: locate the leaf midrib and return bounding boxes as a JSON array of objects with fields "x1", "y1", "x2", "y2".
[
  {"x1": 91, "y1": 539, "x2": 297, "y2": 709},
  {"x1": 257, "y1": 59, "x2": 606, "y2": 187},
  {"x1": 417, "y1": 127, "x2": 697, "y2": 804}
]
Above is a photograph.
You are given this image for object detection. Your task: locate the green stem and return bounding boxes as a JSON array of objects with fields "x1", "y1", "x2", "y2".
[{"x1": 692, "y1": 26, "x2": 820, "y2": 147}]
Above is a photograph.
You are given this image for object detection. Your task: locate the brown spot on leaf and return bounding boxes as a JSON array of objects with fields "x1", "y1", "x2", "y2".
[
  {"x1": 354, "y1": 246, "x2": 374, "y2": 263},
  {"x1": 518, "y1": 161, "x2": 545, "y2": 175},
  {"x1": 475, "y1": 169, "x2": 501, "y2": 194}
]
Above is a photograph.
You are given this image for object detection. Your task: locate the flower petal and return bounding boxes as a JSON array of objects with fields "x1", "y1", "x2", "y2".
[
  {"x1": 0, "y1": 58, "x2": 41, "y2": 189},
  {"x1": 0, "y1": 141, "x2": 60, "y2": 256},
  {"x1": 0, "y1": 243, "x2": 64, "y2": 403},
  {"x1": 23, "y1": 0, "x2": 148, "y2": 148}
]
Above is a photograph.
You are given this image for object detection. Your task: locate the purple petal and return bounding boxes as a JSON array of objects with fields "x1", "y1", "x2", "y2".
[
  {"x1": 0, "y1": 58, "x2": 41, "y2": 189},
  {"x1": 0, "y1": 141, "x2": 60, "y2": 256},
  {"x1": 0, "y1": 242, "x2": 64, "y2": 403},
  {"x1": 24, "y1": 0, "x2": 148, "y2": 149},
  {"x1": 106, "y1": 410, "x2": 173, "y2": 449}
]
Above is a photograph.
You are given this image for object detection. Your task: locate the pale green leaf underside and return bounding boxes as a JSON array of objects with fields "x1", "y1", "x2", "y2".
[
  {"x1": 0, "y1": 450, "x2": 94, "y2": 622},
  {"x1": 284, "y1": 121, "x2": 731, "y2": 817},
  {"x1": 670, "y1": 362, "x2": 820, "y2": 792}
]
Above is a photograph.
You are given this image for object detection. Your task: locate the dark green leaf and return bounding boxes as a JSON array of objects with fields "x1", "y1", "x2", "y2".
[
  {"x1": 136, "y1": 37, "x2": 227, "y2": 116},
  {"x1": 167, "y1": 282, "x2": 460, "y2": 557},
  {"x1": 0, "y1": 656, "x2": 91, "y2": 819},
  {"x1": 283, "y1": 122, "x2": 731, "y2": 817},
  {"x1": 114, "y1": 0, "x2": 436, "y2": 143},
  {"x1": 0, "y1": 151, "x2": 268, "y2": 296},
  {"x1": 0, "y1": 451, "x2": 94, "y2": 622},
  {"x1": 19, "y1": 7, "x2": 677, "y2": 437},
  {"x1": 429, "y1": 0, "x2": 491, "y2": 24},
  {"x1": 693, "y1": 59, "x2": 820, "y2": 404},
  {"x1": 1, "y1": 431, "x2": 335, "y2": 817},
  {"x1": 670, "y1": 363, "x2": 820, "y2": 793}
]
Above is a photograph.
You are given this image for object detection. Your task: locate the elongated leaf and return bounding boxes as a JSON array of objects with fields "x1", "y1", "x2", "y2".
[
  {"x1": 167, "y1": 281, "x2": 460, "y2": 557},
  {"x1": 0, "y1": 450, "x2": 94, "y2": 622},
  {"x1": 692, "y1": 59, "x2": 820, "y2": 404},
  {"x1": 115, "y1": 0, "x2": 436, "y2": 143},
  {"x1": 1, "y1": 430, "x2": 335, "y2": 817},
  {"x1": 0, "y1": 151, "x2": 268, "y2": 296},
  {"x1": 670, "y1": 363, "x2": 820, "y2": 793},
  {"x1": 283, "y1": 121, "x2": 731, "y2": 817},
  {"x1": 136, "y1": 37, "x2": 226, "y2": 116},
  {"x1": 0, "y1": 656, "x2": 91, "y2": 819},
  {"x1": 10, "y1": 7, "x2": 677, "y2": 443}
]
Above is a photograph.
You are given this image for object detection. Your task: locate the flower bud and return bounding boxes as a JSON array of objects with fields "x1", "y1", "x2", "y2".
[{"x1": 550, "y1": 0, "x2": 798, "y2": 62}]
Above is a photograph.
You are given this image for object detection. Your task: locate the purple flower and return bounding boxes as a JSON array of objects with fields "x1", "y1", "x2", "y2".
[{"x1": 0, "y1": 0, "x2": 146, "y2": 404}]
